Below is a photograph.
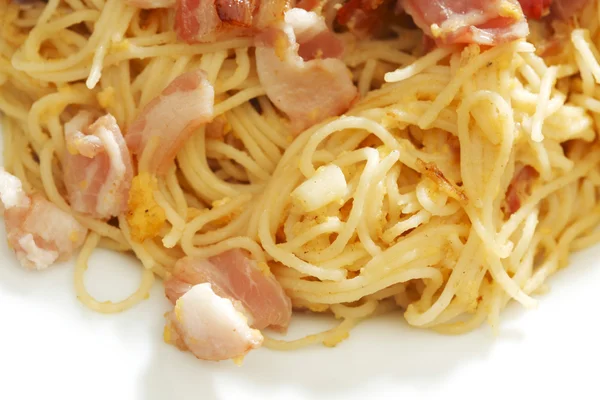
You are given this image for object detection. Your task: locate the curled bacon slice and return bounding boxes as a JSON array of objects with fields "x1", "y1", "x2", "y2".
[
  {"x1": 63, "y1": 112, "x2": 133, "y2": 219},
  {"x1": 0, "y1": 169, "x2": 87, "y2": 270},
  {"x1": 334, "y1": 0, "x2": 587, "y2": 43},
  {"x1": 165, "y1": 249, "x2": 292, "y2": 331},
  {"x1": 126, "y1": 70, "x2": 214, "y2": 175},
  {"x1": 402, "y1": 0, "x2": 529, "y2": 46},
  {"x1": 175, "y1": 0, "x2": 288, "y2": 43},
  {"x1": 255, "y1": 8, "x2": 357, "y2": 133}
]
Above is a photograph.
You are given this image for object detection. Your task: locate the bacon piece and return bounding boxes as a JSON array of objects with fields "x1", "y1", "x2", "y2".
[
  {"x1": 164, "y1": 249, "x2": 292, "y2": 330},
  {"x1": 517, "y1": 0, "x2": 588, "y2": 20},
  {"x1": 421, "y1": 35, "x2": 437, "y2": 54},
  {"x1": 63, "y1": 112, "x2": 133, "y2": 219},
  {"x1": 287, "y1": 7, "x2": 345, "y2": 59},
  {"x1": 205, "y1": 115, "x2": 231, "y2": 139},
  {"x1": 402, "y1": 0, "x2": 529, "y2": 46},
  {"x1": 176, "y1": 0, "x2": 221, "y2": 43},
  {"x1": 254, "y1": 0, "x2": 291, "y2": 28},
  {"x1": 334, "y1": 0, "x2": 583, "y2": 42},
  {"x1": 175, "y1": 0, "x2": 288, "y2": 43},
  {"x1": 0, "y1": 170, "x2": 87, "y2": 270},
  {"x1": 337, "y1": 0, "x2": 385, "y2": 24},
  {"x1": 164, "y1": 283, "x2": 263, "y2": 361},
  {"x1": 550, "y1": 0, "x2": 588, "y2": 20},
  {"x1": 505, "y1": 165, "x2": 538, "y2": 215},
  {"x1": 336, "y1": 0, "x2": 391, "y2": 37},
  {"x1": 126, "y1": 70, "x2": 214, "y2": 175},
  {"x1": 255, "y1": 8, "x2": 357, "y2": 133},
  {"x1": 216, "y1": 0, "x2": 256, "y2": 26},
  {"x1": 518, "y1": 0, "x2": 552, "y2": 18}
]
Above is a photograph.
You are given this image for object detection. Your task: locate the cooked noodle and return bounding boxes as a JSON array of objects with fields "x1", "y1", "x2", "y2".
[{"x1": 2, "y1": 0, "x2": 600, "y2": 351}]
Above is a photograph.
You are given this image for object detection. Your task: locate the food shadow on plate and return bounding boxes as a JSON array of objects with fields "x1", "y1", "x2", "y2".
[{"x1": 140, "y1": 306, "x2": 498, "y2": 400}]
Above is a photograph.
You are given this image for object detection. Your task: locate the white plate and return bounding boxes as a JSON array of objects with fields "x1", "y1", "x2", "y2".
[{"x1": 1, "y1": 126, "x2": 599, "y2": 400}]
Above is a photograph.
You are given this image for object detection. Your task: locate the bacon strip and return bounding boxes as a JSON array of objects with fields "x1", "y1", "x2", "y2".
[
  {"x1": 336, "y1": 0, "x2": 392, "y2": 38},
  {"x1": 296, "y1": 0, "x2": 321, "y2": 10},
  {"x1": 518, "y1": 0, "x2": 552, "y2": 18},
  {"x1": 216, "y1": 0, "x2": 256, "y2": 26},
  {"x1": 126, "y1": 70, "x2": 214, "y2": 175},
  {"x1": 64, "y1": 112, "x2": 133, "y2": 219},
  {"x1": 515, "y1": 0, "x2": 588, "y2": 20},
  {"x1": 288, "y1": 7, "x2": 345, "y2": 59},
  {"x1": 255, "y1": 8, "x2": 357, "y2": 133},
  {"x1": 164, "y1": 283, "x2": 263, "y2": 361},
  {"x1": 550, "y1": 0, "x2": 589, "y2": 20},
  {"x1": 402, "y1": 0, "x2": 529, "y2": 46}
]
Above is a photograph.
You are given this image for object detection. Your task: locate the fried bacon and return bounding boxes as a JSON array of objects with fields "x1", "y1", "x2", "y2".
[{"x1": 175, "y1": 0, "x2": 288, "y2": 43}]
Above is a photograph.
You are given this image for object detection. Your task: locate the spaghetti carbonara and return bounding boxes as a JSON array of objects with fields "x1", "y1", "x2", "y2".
[{"x1": 1, "y1": 0, "x2": 600, "y2": 362}]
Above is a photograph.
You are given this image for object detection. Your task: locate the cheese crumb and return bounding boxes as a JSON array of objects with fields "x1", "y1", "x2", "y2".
[
  {"x1": 110, "y1": 39, "x2": 130, "y2": 52},
  {"x1": 163, "y1": 325, "x2": 172, "y2": 344},
  {"x1": 126, "y1": 173, "x2": 166, "y2": 242},
  {"x1": 97, "y1": 86, "x2": 115, "y2": 109}
]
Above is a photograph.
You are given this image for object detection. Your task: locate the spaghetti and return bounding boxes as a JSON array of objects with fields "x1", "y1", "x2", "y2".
[{"x1": 2, "y1": 0, "x2": 600, "y2": 354}]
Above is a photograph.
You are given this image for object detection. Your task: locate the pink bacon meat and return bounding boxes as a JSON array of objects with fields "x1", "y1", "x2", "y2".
[
  {"x1": 401, "y1": 0, "x2": 530, "y2": 46},
  {"x1": 126, "y1": 70, "x2": 214, "y2": 175},
  {"x1": 164, "y1": 282, "x2": 264, "y2": 361},
  {"x1": 0, "y1": 169, "x2": 87, "y2": 270},
  {"x1": 175, "y1": 0, "x2": 289, "y2": 43},
  {"x1": 63, "y1": 112, "x2": 133, "y2": 219},
  {"x1": 164, "y1": 249, "x2": 292, "y2": 330}
]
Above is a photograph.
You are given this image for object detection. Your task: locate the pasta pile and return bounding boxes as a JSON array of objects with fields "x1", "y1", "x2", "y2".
[{"x1": 2, "y1": 0, "x2": 600, "y2": 349}]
